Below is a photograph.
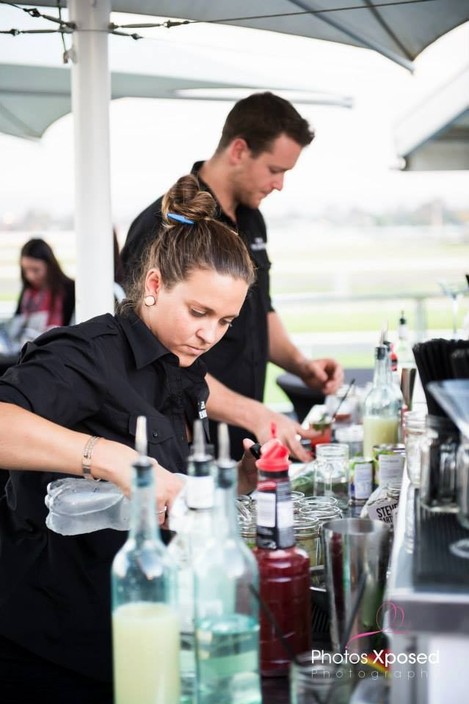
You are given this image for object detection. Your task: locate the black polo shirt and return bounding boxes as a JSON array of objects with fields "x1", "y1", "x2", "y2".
[
  {"x1": 121, "y1": 162, "x2": 274, "y2": 456},
  {"x1": 0, "y1": 310, "x2": 208, "y2": 682}
]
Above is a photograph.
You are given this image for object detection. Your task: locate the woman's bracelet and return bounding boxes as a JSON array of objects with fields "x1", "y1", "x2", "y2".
[{"x1": 82, "y1": 435, "x2": 101, "y2": 481}]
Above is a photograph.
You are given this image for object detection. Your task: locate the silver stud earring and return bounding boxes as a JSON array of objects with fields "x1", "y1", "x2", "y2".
[{"x1": 144, "y1": 294, "x2": 156, "y2": 307}]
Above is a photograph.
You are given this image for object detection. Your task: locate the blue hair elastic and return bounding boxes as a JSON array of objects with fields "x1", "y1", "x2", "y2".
[{"x1": 167, "y1": 212, "x2": 194, "y2": 225}]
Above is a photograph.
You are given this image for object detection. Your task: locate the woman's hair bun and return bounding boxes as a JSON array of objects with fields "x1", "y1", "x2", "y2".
[{"x1": 162, "y1": 174, "x2": 217, "y2": 224}]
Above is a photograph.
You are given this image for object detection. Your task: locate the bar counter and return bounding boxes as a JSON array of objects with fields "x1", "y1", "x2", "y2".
[{"x1": 386, "y1": 472, "x2": 469, "y2": 704}]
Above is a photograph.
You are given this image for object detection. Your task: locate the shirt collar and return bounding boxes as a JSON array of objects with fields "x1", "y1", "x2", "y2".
[
  {"x1": 119, "y1": 310, "x2": 177, "y2": 369},
  {"x1": 118, "y1": 309, "x2": 207, "y2": 378}
]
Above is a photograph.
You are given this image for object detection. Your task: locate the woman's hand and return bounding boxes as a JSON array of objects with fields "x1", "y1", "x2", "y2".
[
  {"x1": 94, "y1": 440, "x2": 185, "y2": 526},
  {"x1": 153, "y1": 463, "x2": 185, "y2": 526}
]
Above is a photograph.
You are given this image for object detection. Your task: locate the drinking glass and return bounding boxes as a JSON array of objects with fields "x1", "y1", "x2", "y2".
[{"x1": 290, "y1": 651, "x2": 353, "y2": 704}]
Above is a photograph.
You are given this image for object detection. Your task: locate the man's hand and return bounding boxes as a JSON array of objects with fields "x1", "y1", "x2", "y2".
[
  {"x1": 237, "y1": 439, "x2": 260, "y2": 495},
  {"x1": 299, "y1": 358, "x2": 344, "y2": 396},
  {"x1": 249, "y1": 407, "x2": 320, "y2": 463}
]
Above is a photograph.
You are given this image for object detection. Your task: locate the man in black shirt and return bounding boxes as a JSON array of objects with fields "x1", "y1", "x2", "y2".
[{"x1": 122, "y1": 92, "x2": 343, "y2": 460}]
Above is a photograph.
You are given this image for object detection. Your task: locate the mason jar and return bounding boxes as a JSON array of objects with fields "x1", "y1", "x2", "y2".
[{"x1": 420, "y1": 414, "x2": 460, "y2": 513}]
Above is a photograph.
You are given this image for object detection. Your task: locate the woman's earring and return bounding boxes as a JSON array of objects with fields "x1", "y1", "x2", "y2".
[{"x1": 144, "y1": 294, "x2": 156, "y2": 307}]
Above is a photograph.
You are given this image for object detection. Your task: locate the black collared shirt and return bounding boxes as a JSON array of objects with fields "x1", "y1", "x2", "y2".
[
  {"x1": 121, "y1": 162, "x2": 274, "y2": 456},
  {"x1": 0, "y1": 310, "x2": 208, "y2": 681}
]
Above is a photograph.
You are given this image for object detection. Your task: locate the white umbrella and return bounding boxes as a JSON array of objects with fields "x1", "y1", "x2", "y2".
[
  {"x1": 31, "y1": 0, "x2": 469, "y2": 72},
  {"x1": 3, "y1": 0, "x2": 468, "y2": 319}
]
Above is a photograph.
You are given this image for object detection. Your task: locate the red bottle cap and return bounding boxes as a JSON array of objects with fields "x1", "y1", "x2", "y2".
[{"x1": 256, "y1": 437, "x2": 290, "y2": 472}]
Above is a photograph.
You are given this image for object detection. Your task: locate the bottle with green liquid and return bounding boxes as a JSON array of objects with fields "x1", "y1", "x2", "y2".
[
  {"x1": 168, "y1": 419, "x2": 215, "y2": 704},
  {"x1": 111, "y1": 416, "x2": 180, "y2": 704},
  {"x1": 194, "y1": 423, "x2": 262, "y2": 704}
]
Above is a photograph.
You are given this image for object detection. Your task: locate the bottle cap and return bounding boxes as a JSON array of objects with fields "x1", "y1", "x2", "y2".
[
  {"x1": 256, "y1": 437, "x2": 290, "y2": 472},
  {"x1": 374, "y1": 344, "x2": 386, "y2": 361}
]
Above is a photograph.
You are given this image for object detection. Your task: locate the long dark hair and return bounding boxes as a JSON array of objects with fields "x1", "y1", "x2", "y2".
[{"x1": 19, "y1": 238, "x2": 73, "y2": 304}]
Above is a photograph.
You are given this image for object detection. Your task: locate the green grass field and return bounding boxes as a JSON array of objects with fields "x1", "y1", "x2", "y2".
[{"x1": 2, "y1": 225, "x2": 468, "y2": 408}]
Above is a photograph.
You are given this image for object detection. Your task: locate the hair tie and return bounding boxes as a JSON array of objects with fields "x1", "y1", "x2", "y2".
[{"x1": 167, "y1": 212, "x2": 194, "y2": 225}]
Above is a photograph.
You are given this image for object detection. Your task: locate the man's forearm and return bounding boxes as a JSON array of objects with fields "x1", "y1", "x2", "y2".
[
  {"x1": 267, "y1": 310, "x2": 308, "y2": 376},
  {"x1": 205, "y1": 373, "x2": 265, "y2": 428}
]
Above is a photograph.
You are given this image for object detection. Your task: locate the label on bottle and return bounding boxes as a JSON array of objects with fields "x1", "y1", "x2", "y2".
[
  {"x1": 349, "y1": 459, "x2": 373, "y2": 503},
  {"x1": 366, "y1": 497, "x2": 399, "y2": 525},
  {"x1": 256, "y1": 481, "x2": 295, "y2": 550},
  {"x1": 377, "y1": 453, "x2": 404, "y2": 485}
]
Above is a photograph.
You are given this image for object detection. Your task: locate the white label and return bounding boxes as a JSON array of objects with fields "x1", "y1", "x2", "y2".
[
  {"x1": 378, "y1": 454, "x2": 404, "y2": 484},
  {"x1": 256, "y1": 491, "x2": 276, "y2": 527},
  {"x1": 367, "y1": 498, "x2": 399, "y2": 524},
  {"x1": 276, "y1": 498, "x2": 294, "y2": 529},
  {"x1": 354, "y1": 461, "x2": 373, "y2": 499}
]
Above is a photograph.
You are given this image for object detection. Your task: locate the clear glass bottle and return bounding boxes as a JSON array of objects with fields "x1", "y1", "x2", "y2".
[
  {"x1": 396, "y1": 310, "x2": 415, "y2": 370},
  {"x1": 384, "y1": 338, "x2": 405, "y2": 441},
  {"x1": 194, "y1": 424, "x2": 262, "y2": 704},
  {"x1": 112, "y1": 416, "x2": 180, "y2": 704},
  {"x1": 253, "y1": 434, "x2": 311, "y2": 677},
  {"x1": 167, "y1": 420, "x2": 215, "y2": 704},
  {"x1": 362, "y1": 342, "x2": 400, "y2": 458}
]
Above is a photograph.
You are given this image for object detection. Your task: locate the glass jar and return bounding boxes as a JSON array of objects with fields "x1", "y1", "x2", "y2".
[
  {"x1": 334, "y1": 423, "x2": 364, "y2": 458},
  {"x1": 404, "y1": 410, "x2": 426, "y2": 487},
  {"x1": 420, "y1": 414, "x2": 460, "y2": 513},
  {"x1": 298, "y1": 503, "x2": 343, "y2": 567},
  {"x1": 313, "y1": 443, "x2": 350, "y2": 510},
  {"x1": 293, "y1": 517, "x2": 321, "y2": 569}
]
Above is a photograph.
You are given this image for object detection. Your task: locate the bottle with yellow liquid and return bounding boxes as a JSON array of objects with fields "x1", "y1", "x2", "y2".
[
  {"x1": 112, "y1": 416, "x2": 179, "y2": 704},
  {"x1": 363, "y1": 342, "x2": 400, "y2": 458}
]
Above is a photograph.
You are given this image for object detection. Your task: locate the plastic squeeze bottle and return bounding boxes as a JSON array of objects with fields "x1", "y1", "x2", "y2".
[{"x1": 253, "y1": 428, "x2": 312, "y2": 676}]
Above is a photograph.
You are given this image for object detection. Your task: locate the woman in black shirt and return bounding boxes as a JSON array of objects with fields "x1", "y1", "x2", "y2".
[{"x1": 0, "y1": 175, "x2": 256, "y2": 704}]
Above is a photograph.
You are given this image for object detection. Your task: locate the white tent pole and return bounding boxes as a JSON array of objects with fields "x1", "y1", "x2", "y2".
[{"x1": 68, "y1": 0, "x2": 114, "y2": 322}]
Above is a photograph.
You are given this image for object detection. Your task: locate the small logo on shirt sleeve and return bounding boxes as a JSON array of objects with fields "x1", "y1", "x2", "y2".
[{"x1": 250, "y1": 237, "x2": 266, "y2": 251}]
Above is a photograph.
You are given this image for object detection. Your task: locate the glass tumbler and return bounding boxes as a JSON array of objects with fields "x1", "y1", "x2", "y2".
[
  {"x1": 290, "y1": 651, "x2": 353, "y2": 704},
  {"x1": 404, "y1": 410, "x2": 426, "y2": 487}
]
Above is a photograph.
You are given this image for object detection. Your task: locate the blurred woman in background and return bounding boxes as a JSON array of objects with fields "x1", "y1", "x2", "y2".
[{"x1": 10, "y1": 237, "x2": 75, "y2": 346}]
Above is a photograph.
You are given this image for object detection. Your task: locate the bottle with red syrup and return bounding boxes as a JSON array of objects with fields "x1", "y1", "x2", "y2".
[{"x1": 253, "y1": 428, "x2": 312, "y2": 677}]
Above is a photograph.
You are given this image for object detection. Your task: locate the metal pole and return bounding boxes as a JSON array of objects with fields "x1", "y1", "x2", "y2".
[{"x1": 68, "y1": 0, "x2": 114, "y2": 322}]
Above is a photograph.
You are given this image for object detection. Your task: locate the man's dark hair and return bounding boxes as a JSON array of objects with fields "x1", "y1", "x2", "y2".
[{"x1": 216, "y1": 92, "x2": 315, "y2": 156}]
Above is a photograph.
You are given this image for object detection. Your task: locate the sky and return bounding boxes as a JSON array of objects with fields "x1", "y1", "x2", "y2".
[{"x1": 0, "y1": 5, "x2": 468, "y2": 233}]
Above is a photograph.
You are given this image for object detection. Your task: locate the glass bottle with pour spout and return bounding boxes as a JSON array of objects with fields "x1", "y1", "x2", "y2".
[
  {"x1": 111, "y1": 416, "x2": 180, "y2": 704},
  {"x1": 167, "y1": 419, "x2": 216, "y2": 704},
  {"x1": 362, "y1": 341, "x2": 400, "y2": 458},
  {"x1": 194, "y1": 423, "x2": 262, "y2": 704},
  {"x1": 253, "y1": 428, "x2": 311, "y2": 677}
]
